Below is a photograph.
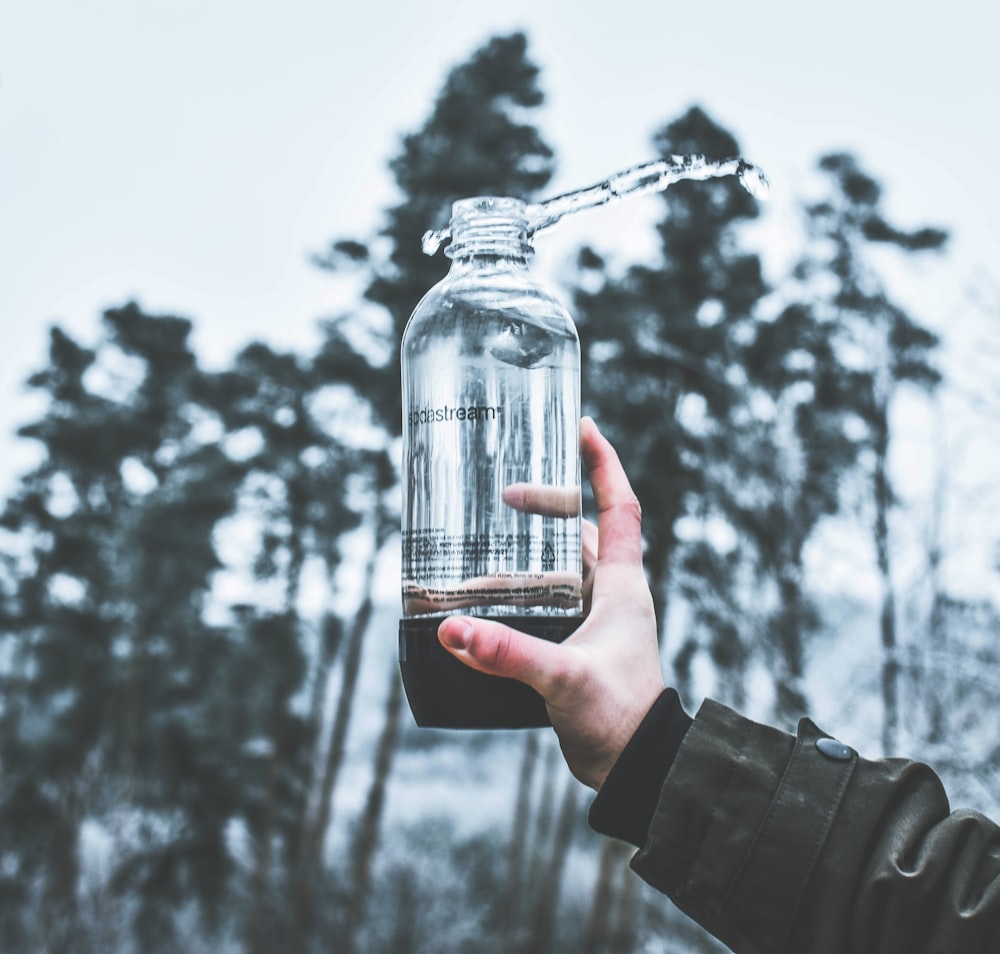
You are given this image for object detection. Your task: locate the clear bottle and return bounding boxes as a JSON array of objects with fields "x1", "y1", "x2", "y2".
[{"x1": 399, "y1": 196, "x2": 582, "y2": 728}]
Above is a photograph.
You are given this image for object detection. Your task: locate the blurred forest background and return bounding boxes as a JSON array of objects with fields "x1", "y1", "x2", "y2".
[{"x1": 2, "y1": 30, "x2": 1000, "y2": 954}]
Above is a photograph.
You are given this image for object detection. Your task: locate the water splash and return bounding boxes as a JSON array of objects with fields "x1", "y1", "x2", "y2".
[
  {"x1": 421, "y1": 154, "x2": 770, "y2": 256},
  {"x1": 421, "y1": 225, "x2": 456, "y2": 257}
]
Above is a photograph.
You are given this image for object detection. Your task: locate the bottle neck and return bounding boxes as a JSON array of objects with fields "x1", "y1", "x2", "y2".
[{"x1": 446, "y1": 196, "x2": 533, "y2": 267}]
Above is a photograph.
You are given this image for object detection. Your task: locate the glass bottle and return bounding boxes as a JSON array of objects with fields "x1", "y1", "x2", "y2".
[{"x1": 399, "y1": 196, "x2": 582, "y2": 728}]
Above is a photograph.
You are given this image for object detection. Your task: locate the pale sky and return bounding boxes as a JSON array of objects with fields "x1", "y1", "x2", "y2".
[{"x1": 2, "y1": 0, "x2": 999, "y2": 533}]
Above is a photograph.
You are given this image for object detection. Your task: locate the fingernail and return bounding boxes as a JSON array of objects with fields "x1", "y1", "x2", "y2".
[{"x1": 439, "y1": 619, "x2": 473, "y2": 650}]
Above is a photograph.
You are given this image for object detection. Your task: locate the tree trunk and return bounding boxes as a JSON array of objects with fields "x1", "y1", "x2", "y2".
[
  {"x1": 283, "y1": 545, "x2": 378, "y2": 954},
  {"x1": 525, "y1": 773, "x2": 578, "y2": 954},
  {"x1": 341, "y1": 667, "x2": 405, "y2": 954},
  {"x1": 291, "y1": 613, "x2": 343, "y2": 860},
  {"x1": 504, "y1": 732, "x2": 540, "y2": 946},
  {"x1": 872, "y1": 404, "x2": 898, "y2": 754},
  {"x1": 522, "y1": 740, "x2": 559, "y2": 912},
  {"x1": 247, "y1": 486, "x2": 311, "y2": 954},
  {"x1": 43, "y1": 804, "x2": 82, "y2": 954},
  {"x1": 609, "y1": 864, "x2": 639, "y2": 954},
  {"x1": 245, "y1": 705, "x2": 287, "y2": 954},
  {"x1": 388, "y1": 869, "x2": 419, "y2": 954},
  {"x1": 119, "y1": 609, "x2": 153, "y2": 796},
  {"x1": 923, "y1": 413, "x2": 949, "y2": 745},
  {"x1": 583, "y1": 840, "x2": 629, "y2": 954},
  {"x1": 773, "y1": 554, "x2": 809, "y2": 724}
]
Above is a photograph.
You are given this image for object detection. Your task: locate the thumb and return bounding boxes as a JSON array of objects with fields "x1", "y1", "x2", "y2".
[{"x1": 438, "y1": 616, "x2": 568, "y2": 696}]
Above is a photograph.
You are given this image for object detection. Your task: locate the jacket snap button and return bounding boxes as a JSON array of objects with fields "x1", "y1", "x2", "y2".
[{"x1": 816, "y1": 737, "x2": 852, "y2": 761}]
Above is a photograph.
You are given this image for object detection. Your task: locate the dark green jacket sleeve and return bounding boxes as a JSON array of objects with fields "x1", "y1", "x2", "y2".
[{"x1": 630, "y1": 699, "x2": 1000, "y2": 954}]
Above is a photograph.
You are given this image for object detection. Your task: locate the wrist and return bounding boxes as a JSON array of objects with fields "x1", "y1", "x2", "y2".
[{"x1": 588, "y1": 688, "x2": 692, "y2": 848}]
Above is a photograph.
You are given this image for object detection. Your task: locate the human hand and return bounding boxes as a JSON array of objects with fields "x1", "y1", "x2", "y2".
[{"x1": 438, "y1": 417, "x2": 664, "y2": 790}]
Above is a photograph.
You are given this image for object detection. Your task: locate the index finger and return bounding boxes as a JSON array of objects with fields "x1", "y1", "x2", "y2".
[
  {"x1": 502, "y1": 483, "x2": 581, "y2": 518},
  {"x1": 580, "y1": 417, "x2": 643, "y2": 566}
]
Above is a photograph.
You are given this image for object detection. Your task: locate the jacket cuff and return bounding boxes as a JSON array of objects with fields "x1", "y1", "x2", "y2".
[
  {"x1": 630, "y1": 700, "x2": 857, "y2": 953},
  {"x1": 588, "y1": 688, "x2": 692, "y2": 847}
]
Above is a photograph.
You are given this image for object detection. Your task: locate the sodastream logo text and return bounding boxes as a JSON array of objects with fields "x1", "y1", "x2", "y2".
[{"x1": 407, "y1": 404, "x2": 503, "y2": 426}]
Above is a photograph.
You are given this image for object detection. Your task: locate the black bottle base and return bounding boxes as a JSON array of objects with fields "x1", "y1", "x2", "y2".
[{"x1": 399, "y1": 615, "x2": 581, "y2": 729}]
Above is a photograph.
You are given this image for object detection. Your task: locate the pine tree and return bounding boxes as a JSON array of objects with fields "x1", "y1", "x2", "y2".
[
  {"x1": 0, "y1": 305, "x2": 247, "y2": 949},
  {"x1": 738, "y1": 296, "x2": 868, "y2": 721},
  {"x1": 289, "y1": 30, "x2": 558, "y2": 953},
  {"x1": 574, "y1": 106, "x2": 769, "y2": 694},
  {"x1": 312, "y1": 30, "x2": 556, "y2": 436},
  {"x1": 795, "y1": 152, "x2": 947, "y2": 751},
  {"x1": 198, "y1": 341, "x2": 367, "y2": 952}
]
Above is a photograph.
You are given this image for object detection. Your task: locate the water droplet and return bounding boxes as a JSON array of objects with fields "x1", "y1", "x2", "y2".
[
  {"x1": 421, "y1": 227, "x2": 450, "y2": 256},
  {"x1": 737, "y1": 160, "x2": 771, "y2": 200}
]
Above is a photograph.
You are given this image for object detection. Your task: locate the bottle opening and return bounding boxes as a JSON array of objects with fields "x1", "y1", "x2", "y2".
[{"x1": 425, "y1": 196, "x2": 533, "y2": 259}]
